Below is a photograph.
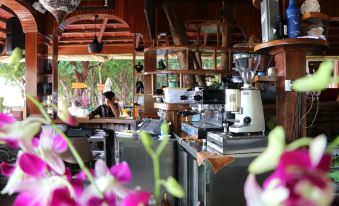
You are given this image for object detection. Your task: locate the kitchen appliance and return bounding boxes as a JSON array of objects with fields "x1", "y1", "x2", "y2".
[
  {"x1": 260, "y1": 0, "x2": 283, "y2": 42},
  {"x1": 228, "y1": 53, "x2": 265, "y2": 134},
  {"x1": 180, "y1": 88, "x2": 225, "y2": 138}
]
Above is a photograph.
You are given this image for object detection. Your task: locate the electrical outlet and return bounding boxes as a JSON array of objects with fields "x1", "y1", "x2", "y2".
[{"x1": 285, "y1": 80, "x2": 293, "y2": 91}]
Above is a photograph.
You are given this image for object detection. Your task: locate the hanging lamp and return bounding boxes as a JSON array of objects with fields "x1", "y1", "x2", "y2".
[
  {"x1": 88, "y1": 15, "x2": 103, "y2": 53},
  {"x1": 38, "y1": 0, "x2": 81, "y2": 24}
]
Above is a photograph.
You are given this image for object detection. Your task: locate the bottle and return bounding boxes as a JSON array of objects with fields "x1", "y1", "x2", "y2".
[
  {"x1": 273, "y1": 0, "x2": 285, "y2": 39},
  {"x1": 148, "y1": 195, "x2": 157, "y2": 206},
  {"x1": 286, "y1": 0, "x2": 301, "y2": 38},
  {"x1": 161, "y1": 193, "x2": 171, "y2": 206},
  {"x1": 158, "y1": 59, "x2": 166, "y2": 70}
]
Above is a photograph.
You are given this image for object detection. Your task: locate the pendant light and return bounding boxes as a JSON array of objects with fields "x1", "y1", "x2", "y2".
[
  {"x1": 38, "y1": 0, "x2": 81, "y2": 24},
  {"x1": 88, "y1": 15, "x2": 103, "y2": 53}
]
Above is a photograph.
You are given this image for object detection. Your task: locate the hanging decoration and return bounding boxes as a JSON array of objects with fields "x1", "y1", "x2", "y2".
[{"x1": 38, "y1": 0, "x2": 82, "y2": 24}]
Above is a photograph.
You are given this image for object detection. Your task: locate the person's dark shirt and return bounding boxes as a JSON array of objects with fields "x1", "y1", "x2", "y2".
[{"x1": 90, "y1": 104, "x2": 118, "y2": 117}]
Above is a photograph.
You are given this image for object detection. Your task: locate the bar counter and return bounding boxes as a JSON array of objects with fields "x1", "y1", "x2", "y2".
[
  {"x1": 53, "y1": 117, "x2": 138, "y2": 130},
  {"x1": 174, "y1": 132, "x2": 264, "y2": 206}
]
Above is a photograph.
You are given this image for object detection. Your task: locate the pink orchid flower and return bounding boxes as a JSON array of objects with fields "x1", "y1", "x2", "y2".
[
  {"x1": 0, "y1": 115, "x2": 41, "y2": 152},
  {"x1": 33, "y1": 130, "x2": 68, "y2": 175},
  {"x1": 1, "y1": 152, "x2": 77, "y2": 206},
  {"x1": 58, "y1": 100, "x2": 78, "y2": 127},
  {"x1": 1, "y1": 152, "x2": 48, "y2": 195},
  {"x1": 0, "y1": 113, "x2": 16, "y2": 129},
  {"x1": 79, "y1": 160, "x2": 150, "y2": 206},
  {"x1": 245, "y1": 135, "x2": 335, "y2": 206}
]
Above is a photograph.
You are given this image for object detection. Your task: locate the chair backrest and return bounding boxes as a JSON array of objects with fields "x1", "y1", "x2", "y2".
[{"x1": 60, "y1": 137, "x2": 93, "y2": 164}]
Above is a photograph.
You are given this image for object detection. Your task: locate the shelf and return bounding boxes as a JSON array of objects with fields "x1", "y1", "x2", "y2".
[
  {"x1": 144, "y1": 45, "x2": 252, "y2": 55},
  {"x1": 254, "y1": 75, "x2": 276, "y2": 82},
  {"x1": 254, "y1": 38, "x2": 328, "y2": 54},
  {"x1": 144, "y1": 69, "x2": 232, "y2": 76},
  {"x1": 252, "y1": 0, "x2": 261, "y2": 9},
  {"x1": 302, "y1": 12, "x2": 329, "y2": 28}
]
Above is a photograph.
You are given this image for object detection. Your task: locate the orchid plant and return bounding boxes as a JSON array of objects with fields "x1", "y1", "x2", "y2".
[
  {"x1": 140, "y1": 122, "x2": 185, "y2": 203},
  {"x1": 0, "y1": 48, "x2": 184, "y2": 206},
  {"x1": 245, "y1": 60, "x2": 339, "y2": 206}
]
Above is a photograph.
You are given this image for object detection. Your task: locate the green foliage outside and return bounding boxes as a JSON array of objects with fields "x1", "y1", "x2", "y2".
[
  {"x1": 58, "y1": 59, "x2": 134, "y2": 111},
  {"x1": 0, "y1": 62, "x2": 25, "y2": 86}
]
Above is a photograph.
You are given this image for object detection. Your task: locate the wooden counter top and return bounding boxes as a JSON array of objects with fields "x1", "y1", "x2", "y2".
[{"x1": 53, "y1": 117, "x2": 137, "y2": 124}]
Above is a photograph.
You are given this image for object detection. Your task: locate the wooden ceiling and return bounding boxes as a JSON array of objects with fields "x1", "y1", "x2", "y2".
[
  {"x1": 0, "y1": 0, "x2": 339, "y2": 56},
  {"x1": 0, "y1": 5, "x2": 15, "y2": 51},
  {"x1": 59, "y1": 16, "x2": 133, "y2": 48}
]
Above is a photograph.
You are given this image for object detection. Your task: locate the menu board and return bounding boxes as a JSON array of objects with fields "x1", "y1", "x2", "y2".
[{"x1": 79, "y1": 0, "x2": 114, "y2": 9}]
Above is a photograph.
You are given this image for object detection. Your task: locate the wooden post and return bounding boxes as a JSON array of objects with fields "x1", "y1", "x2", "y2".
[
  {"x1": 25, "y1": 32, "x2": 40, "y2": 115},
  {"x1": 25, "y1": 32, "x2": 51, "y2": 116},
  {"x1": 143, "y1": 51, "x2": 157, "y2": 118},
  {"x1": 52, "y1": 34, "x2": 59, "y2": 109},
  {"x1": 270, "y1": 47, "x2": 307, "y2": 141}
]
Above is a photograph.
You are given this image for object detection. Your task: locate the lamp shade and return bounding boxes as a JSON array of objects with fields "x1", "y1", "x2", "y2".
[
  {"x1": 39, "y1": 0, "x2": 81, "y2": 24},
  {"x1": 88, "y1": 36, "x2": 103, "y2": 53}
]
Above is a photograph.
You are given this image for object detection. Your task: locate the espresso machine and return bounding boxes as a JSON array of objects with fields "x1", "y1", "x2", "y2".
[
  {"x1": 180, "y1": 88, "x2": 225, "y2": 139},
  {"x1": 207, "y1": 53, "x2": 267, "y2": 154}
]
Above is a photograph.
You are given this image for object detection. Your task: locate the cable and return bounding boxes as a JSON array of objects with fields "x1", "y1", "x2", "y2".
[
  {"x1": 300, "y1": 92, "x2": 320, "y2": 128},
  {"x1": 308, "y1": 94, "x2": 320, "y2": 128}
]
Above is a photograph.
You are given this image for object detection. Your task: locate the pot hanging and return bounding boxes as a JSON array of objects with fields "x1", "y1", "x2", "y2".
[{"x1": 39, "y1": 0, "x2": 81, "y2": 24}]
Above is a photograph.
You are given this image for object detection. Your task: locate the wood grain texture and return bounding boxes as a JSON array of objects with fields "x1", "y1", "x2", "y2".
[
  {"x1": 1, "y1": 0, "x2": 37, "y2": 32},
  {"x1": 254, "y1": 38, "x2": 328, "y2": 54}
]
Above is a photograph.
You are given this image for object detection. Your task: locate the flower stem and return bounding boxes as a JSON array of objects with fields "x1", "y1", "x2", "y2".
[
  {"x1": 52, "y1": 124, "x2": 102, "y2": 197},
  {"x1": 26, "y1": 95, "x2": 103, "y2": 197},
  {"x1": 152, "y1": 154, "x2": 161, "y2": 204}
]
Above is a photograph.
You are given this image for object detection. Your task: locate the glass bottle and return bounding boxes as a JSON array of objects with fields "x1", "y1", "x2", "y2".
[
  {"x1": 161, "y1": 193, "x2": 170, "y2": 206},
  {"x1": 286, "y1": 0, "x2": 301, "y2": 38}
]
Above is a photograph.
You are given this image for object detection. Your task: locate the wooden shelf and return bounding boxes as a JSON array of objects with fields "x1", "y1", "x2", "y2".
[
  {"x1": 154, "y1": 102, "x2": 190, "y2": 111},
  {"x1": 254, "y1": 75, "x2": 276, "y2": 82},
  {"x1": 252, "y1": 0, "x2": 261, "y2": 9},
  {"x1": 254, "y1": 38, "x2": 328, "y2": 54},
  {"x1": 144, "y1": 69, "x2": 232, "y2": 76},
  {"x1": 302, "y1": 12, "x2": 329, "y2": 28},
  {"x1": 144, "y1": 45, "x2": 252, "y2": 55}
]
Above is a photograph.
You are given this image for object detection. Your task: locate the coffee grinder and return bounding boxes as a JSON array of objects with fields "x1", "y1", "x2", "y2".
[{"x1": 228, "y1": 53, "x2": 265, "y2": 134}]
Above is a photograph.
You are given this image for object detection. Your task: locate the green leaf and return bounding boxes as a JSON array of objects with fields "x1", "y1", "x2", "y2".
[
  {"x1": 8, "y1": 48, "x2": 22, "y2": 66},
  {"x1": 329, "y1": 171, "x2": 339, "y2": 182},
  {"x1": 327, "y1": 135, "x2": 339, "y2": 152},
  {"x1": 293, "y1": 61, "x2": 334, "y2": 92},
  {"x1": 140, "y1": 131, "x2": 154, "y2": 148},
  {"x1": 165, "y1": 177, "x2": 185, "y2": 198},
  {"x1": 248, "y1": 126, "x2": 285, "y2": 174},
  {"x1": 161, "y1": 121, "x2": 169, "y2": 136}
]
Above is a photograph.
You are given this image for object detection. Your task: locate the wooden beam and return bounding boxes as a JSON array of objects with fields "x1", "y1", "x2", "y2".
[
  {"x1": 1, "y1": 0, "x2": 37, "y2": 32},
  {"x1": 56, "y1": 44, "x2": 134, "y2": 55},
  {"x1": 98, "y1": 17, "x2": 108, "y2": 42},
  {"x1": 52, "y1": 34, "x2": 58, "y2": 109},
  {"x1": 63, "y1": 28, "x2": 130, "y2": 34},
  {"x1": 59, "y1": 37, "x2": 133, "y2": 44},
  {"x1": 0, "y1": 7, "x2": 15, "y2": 18}
]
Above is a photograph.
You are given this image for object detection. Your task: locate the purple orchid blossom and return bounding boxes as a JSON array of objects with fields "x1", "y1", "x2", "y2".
[
  {"x1": 33, "y1": 130, "x2": 68, "y2": 175},
  {"x1": 245, "y1": 135, "x2": 335, "y2": 206},
  {"x1": 1, "y1": 152, "x2": 77, "y2": 206},
  {"x1": 79, "y1": 160, "x2": 150, "y2": 206},
  {"x1": 0, "y1": 114, "x2": 41, "y2": 152},
  {"x1": 0, "y1": 113, "x2": 16, "y2": 128}
]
